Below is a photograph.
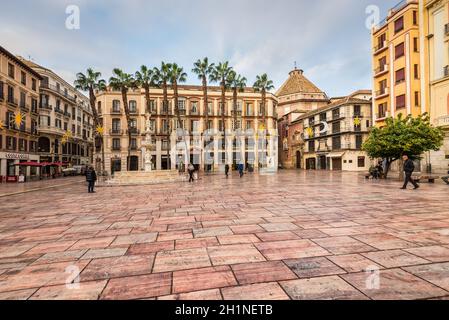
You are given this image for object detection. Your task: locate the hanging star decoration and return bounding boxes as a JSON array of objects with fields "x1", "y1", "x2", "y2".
[
  {"x1": 306, "y1": 127, "x2": 314, "y2": 138},
  {"x1": 14, "y1": 111, "x2": 25, "y2": 127},
  {"x1": 96, "y1": 125, "x2": 104, "y2": 136},
  {"x1": 0, "y1": 120, "x2": 4, "y2": 131},
  {"x1": 258, "y1": 123, "x2": 266, "y2": 131},
  {"x1": 354, "y1": 117, "x2": 361, "y2": 127},
  {"x1": 61, "y1": 130, "x2": 73, "y2": 145}
]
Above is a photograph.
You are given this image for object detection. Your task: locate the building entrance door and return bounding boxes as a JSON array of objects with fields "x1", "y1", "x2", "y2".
[
  {"x1": 332, "y1": 157, "x2": 342, "y2": 171},
  {"x1": 319, "y1": 156, "x2": 327, "y2": 170},
  {"x1": 296, "y1": 151, "x2": 301, "y2": 169}
]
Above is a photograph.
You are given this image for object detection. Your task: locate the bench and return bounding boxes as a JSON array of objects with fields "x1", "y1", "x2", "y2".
[{"x1": 414, "y1": 175, "x2": 440, "y2": 183}]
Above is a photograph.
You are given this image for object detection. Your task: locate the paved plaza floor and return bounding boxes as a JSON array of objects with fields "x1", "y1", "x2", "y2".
[{"x1": 0, "y1": 170, "x2": 448, "y2": 300}]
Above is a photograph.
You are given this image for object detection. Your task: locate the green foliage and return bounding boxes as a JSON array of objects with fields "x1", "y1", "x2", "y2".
[
  {"x1": 253, "y1": 73, "x2": 274, "y2": 93},
  {"x1": 362, "y1": 113, "x2": 444, "y2": 162}
]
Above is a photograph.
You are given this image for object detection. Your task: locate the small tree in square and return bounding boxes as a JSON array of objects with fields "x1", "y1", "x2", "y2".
[{"x1": 362, "y1": 113, "x2": 444, "y2": 179}]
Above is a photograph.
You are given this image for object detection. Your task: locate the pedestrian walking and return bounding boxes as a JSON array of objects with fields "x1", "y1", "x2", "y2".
[
  {"x1": 188, "y1": 163, "x2": 195, "y2": 183},
  {"x1": 238, "y1": 163, "x2": 244, "y2": 178},
  {"x1": 85, "y1": 166, "x2": 97, "y2": 193},
  {"x1": 401, "y1": 154, "x2": 419, "y2": 190},
  {"x1": 225, "y1": 164, "x2": 230, "y2": 178}
]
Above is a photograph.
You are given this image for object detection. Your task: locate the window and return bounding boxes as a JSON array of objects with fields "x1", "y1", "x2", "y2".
[
  {"x1": 178, "y1": 99, "x2": 186, "y2": 111},
  {"x1": 7, "y1": 86, "x2": 14, "y2": 103},
  {"x1": 356, "y1": 135, "x2": 363, "y2": 150},
  {"x1": 97, "y1": 101, "x2": 102, "y2": 114},
  {"x1": 130, "y1": 138, "x2": 137, "y2": 149},
  {"x1": 191, "y1": 101, "x2": 198, "y2": 114},
  {"x1": 413, "y1": 37, "x2": 419, "y2": 52},
  {"x1": 358, "y1": 156, "x2": 366, "y2": 168},
  {"x1": 378, "y1": 103, "x2": 387, "y2": 118},
  {"x1": 8, "y1": 63, "x2": 15, "y2": 78},
  {"x1": 207, "y1": 102, "x2": 213, "y2": 115},
  {"x1": 246, "y1": 103, "x2": 253, "y2": 116},
  {"x1": 0, "y1": 81, "x2": 4, "y2": 100},
  {"x1": 413, "y1": 11, "x2": 418, "y2": 25},
  {"x1": 395, "y1": 43, "x2": 405, "y2": 59},
  {"x1": 377, "y1": 33, "x2": 386, "y2": 49},
  {"x1": 414, "y1": 91, "x2": 420, "y2": 107},
  {"x1": 21, "y1": 71, "x2": 26, "y2": 85},
  {"x1": 20, "y1": 92, "x2": 26, "y2": 107},
  {"x1": 394, "y1": 16, "x2": 404, "y2": 33},
  {"x1": 354, "y1": 105, "x2": 361, "y2": 116},
  {"x1": 112, "y1": 138, "x2": 121, "y2": 150},
  {"x1": 396, "y1": 94, "x2": 406, "y2": 109},
  {"x1": 112, "y1": 119, "x2": 121, "y2": 131},
  {"x1": 308, "y1": 140, "x2": 315, "y2": 152},
  {"x1": 332, "y1": 122, "x2": 341, "y2": 134},
  {"x1": 414, "y1": 64, "x2": 419, "y2": 79},
  {"x1": 129, "y1": 100, "x2": 137, "y2": 113},
  {"x1": 395, "y1": 68, "x2": 405, "y2": 84},
  {"x1": 32, "y1": 78, "x2": 37, "y2": 91},
  {"x1": 246, "y1": 121, "x2": 253, "y2": 130},
  {"x1": 112, "y1": 100, "x2": 120, "y2": 112},
  {"x1": 332, "y1": 136, "x2": 341, "y2": 150}
]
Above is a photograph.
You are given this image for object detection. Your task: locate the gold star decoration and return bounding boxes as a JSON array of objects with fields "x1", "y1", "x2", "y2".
[
  {"x1": 306, "y1": 127, "x2": 314, "y2": 137},
  {"x1": 354, "y1": 117, "x2": 361, "y2": 126},
  {"x1": 62, "y1": 130, "x2": 73, "y2": 145},
  {"x1": 258, "y1": 123, "x2": 266, "y2": 131},
  {"x1": 0, "y1": 120, "x2": 4, "y2": 131},
  {"x1": 14, "y1": 112, "x2": 25, "y2": 127},
  {"x1": 96, "y1": 125, "x2": 104, "y2": 136}
]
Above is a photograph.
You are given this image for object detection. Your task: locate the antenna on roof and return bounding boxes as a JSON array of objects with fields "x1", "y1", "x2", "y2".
[{"x1": 294, "y1": 61, "x2": 297, "y2": 70}]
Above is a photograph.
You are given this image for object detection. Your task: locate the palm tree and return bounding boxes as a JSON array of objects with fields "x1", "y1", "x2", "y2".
[
  {"x1": 168, "y1": 63, "x2": 188, "y2": 132},
  {"x1": 153, "y1": 62, "x2": 172, "y2": 169},
  {"x1": 109, "y1": 69, "x2": 137, "y2": 171},
  {"x1": 210, "y1": 62, "x2": 233, "y2": 166},
  {"x1": 74, "y1": 69, "x2": 106, "y2": 174},
  {"x1": 253, "y1": 73, "x2": 275, "y2": 129},
  {"x1": 192, "y1": 58, "x2": 215, "y2": 131},
  {"x1": 135, "y1": 65, "x2": 156, "y2": 114},
  {"x1": 228, "y1": 71, "x2": 247, "y2": 131}
]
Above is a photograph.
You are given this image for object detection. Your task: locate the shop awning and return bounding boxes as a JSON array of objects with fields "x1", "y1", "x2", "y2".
[{"x1": 14, "y1": 162, "x2": 42, "y2": 167}]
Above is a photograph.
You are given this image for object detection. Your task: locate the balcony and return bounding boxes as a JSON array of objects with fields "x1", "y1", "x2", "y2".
[
  {"x1": 373, "y1": 41, "x2": 387, "y2": 54},
  {"x1": 177, "y1": 109, "x2": 186, "y2": 116},
  {"x1": 130, "y1": 145, "x2": 138, "y2": 151},
  {"x1": 127, "y1": 128, "x2": 140, "y2": 135},
  {"x1": 232, "y1": 111, "x2": 243, "y2": 117},
  {"x1": 20, "y1": 105, "x2": 30, "y2": 113},
  {"x1": 55, "y1": 108, "x2": 64, "y2": 115},
  {"x1": 374, "y1": 64, "x2": 389, "y2": 77},
  {"x1": 64, "y1": 111, "x2": 71, "y2": 118},
  {"x1": 0, "y1": 91, "x2": 4, "y2": 101},
  {"x1": 375, "y1": 88, "x2": 389, "y2": 99},
  {"x1": 111, "y1": 109, "x2": 122, "y2": 115},
  {"x1": 190, "y1": 109, "x2": 199, "y2": 116},
  {"x1": 40, "y1": 83, "x2": 77, "y2": 103},
  {"x1": 40, "y1": 104, "x2": 52, "y2": 111},
  {"x1": 129, "y1": 108, "x2": 138, "y2": 115},
  {"x1": 112, "y1": 145, "x2": 121, "y2": 151},
  {"x1": 77, "y1": 116, "x2": 82, "y2": 122},
  {"x1": 109, "y1": 129, "x2": 123, "y2": 136}
]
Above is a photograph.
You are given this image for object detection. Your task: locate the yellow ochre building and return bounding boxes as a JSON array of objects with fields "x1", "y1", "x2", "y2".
[{"x1": 372, "y1": 0, "x2": 424, "y2": 127}]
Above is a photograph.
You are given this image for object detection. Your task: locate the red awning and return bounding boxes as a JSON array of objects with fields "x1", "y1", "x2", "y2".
[{"x1": 14, "y1": 162, "x2": 42, "y2": 167}]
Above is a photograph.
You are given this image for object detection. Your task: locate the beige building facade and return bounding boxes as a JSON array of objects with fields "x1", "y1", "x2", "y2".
[
  {"x1": 420, "y1": 0, "x2": 449, "y2": 174},
  {"x1": 22, "y1": 59, "x2": 94, "y2": 167},
  {"x1": 0, "y1": 46, "x2": 41, "y2": 181},
  {"x1": 302, "y1": 94, "x2": 373, "y2": 172},
  {"x1": 97, "y1": 86, "x2": 278, "y2": 174}
]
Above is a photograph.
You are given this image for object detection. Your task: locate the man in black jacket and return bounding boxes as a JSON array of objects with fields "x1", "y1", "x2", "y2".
[
  {"x1": 85, "y1": 166, "x2": 97, "y2": 193},
  {"x1": 401, "y1": 154, "x2": 419, "y2": 190}
]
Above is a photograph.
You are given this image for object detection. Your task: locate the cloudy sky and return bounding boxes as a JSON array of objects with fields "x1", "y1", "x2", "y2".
[{"x1": 1, "y1": 0, "x2": 396, "y2": 97}]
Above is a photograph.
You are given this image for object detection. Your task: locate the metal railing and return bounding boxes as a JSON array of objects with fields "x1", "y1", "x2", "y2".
[
  {"x1": 376, "y1": 88, "x2": 389, "y2": 97},
  {"x1": 40, "y1": 83, "x2": 77, "y2": 102},
  {"x1": 7, "y1": 96, "x2": 18, "y2": 106},
  {"x1": 374, "y1": 64, "x2": 388, "y2": 75},
  {"x1": 110, "y1": 129, "x2": 123, "y2": 135},
  {"x1": 111, "y1": 109, "x2": 122, "y2": 114},
  {"x1": 127, "y1": 128, "x2": 140, "y2": 135},
  {"x1": 374, "y1": 41, "x2": 387, "y2": 52}
]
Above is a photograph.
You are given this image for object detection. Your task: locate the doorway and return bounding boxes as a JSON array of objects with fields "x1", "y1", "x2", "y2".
[
  {"x1": 296, "y1": 151, "x2": 301, "y2": 169},
  {"x1": 332, "y1": 157, "x2": 342, "y2": 171}
]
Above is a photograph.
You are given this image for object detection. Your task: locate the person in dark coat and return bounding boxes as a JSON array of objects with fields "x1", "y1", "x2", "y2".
[
  {"x1": 85, "y1": 166, "x2": 97, "y2": 193},
  {"x1": 238, "y1": 163, "x2": 244, "y2": 178},
  {"x1": 401, "y1": 154, "x2": 419, "y2": 190},
  {"x1": 225, "y1": 164, "x2": 230, "y2": 178},
  {"x1": 187, "y1": 164, "x2": 195, "y2": 183}
]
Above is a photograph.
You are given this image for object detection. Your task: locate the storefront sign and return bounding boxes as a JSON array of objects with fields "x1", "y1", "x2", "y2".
[
  {"x1": 6, "y1": 176, "x2": 18, "y2": 183},
  {"x1": 4, "y1": 153, "x2": 30, "y2": 160}
]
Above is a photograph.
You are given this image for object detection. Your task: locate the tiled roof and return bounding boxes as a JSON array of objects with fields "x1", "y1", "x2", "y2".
[{"x1": 276, "y1": 68, "x2": 324, "y2": 97}]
